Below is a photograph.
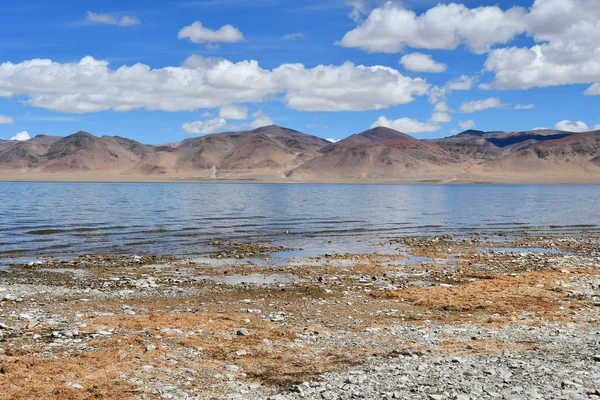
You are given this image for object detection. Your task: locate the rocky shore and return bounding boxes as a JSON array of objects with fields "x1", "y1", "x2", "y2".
[{"x1": 0, "y1": 235, "x2": 598, "y2": 399}]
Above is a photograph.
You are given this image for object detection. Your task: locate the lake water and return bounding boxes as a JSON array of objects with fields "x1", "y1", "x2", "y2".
[{"x1": 1, "y1": 182, "x2": 599, "y2": 261}]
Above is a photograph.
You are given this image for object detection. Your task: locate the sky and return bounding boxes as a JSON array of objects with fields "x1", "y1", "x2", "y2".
[{"x1": 0, "y1": 0, "x2": 599, "y2": 144}]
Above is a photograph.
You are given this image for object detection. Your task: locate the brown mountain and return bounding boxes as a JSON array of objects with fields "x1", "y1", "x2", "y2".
[
  {"x1": 174, "y1": 125, "x2": 330, "y2": 179},
  {"x1": 1, "y1": 125, "x2": 599, "y2": 183},
  {"x1": 473, "y1": 130, "x2": 600, "y2": 182},
  {"x1": 288, "y1": 127, "x2": 468, "y2": 182},
  {"x1": 435, "y1": 128, "x2": 574, "y2": 150},
  {"x1": 0, "y1": 135, "x2": 62, "y2": 169},
  {"x1": 0, "y1": 125, "x2": 331, "y2": 181},
  {"x1": 320, "y1": 126, "x2": 415, "y2": 153}
]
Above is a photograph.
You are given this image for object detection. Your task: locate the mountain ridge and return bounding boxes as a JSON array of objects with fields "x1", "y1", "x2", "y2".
[{"x1": 1, "y1": 125, "x2": 599, "y2": 183}]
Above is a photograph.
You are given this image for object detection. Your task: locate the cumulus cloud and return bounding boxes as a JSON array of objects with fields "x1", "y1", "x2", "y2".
[
  {"x1": 459, "y1": 120, "x2": 476, "y2": 130},
  {"x1": 484, "y1": 0, "x2": 600, "y2": 90},
  {"x1": 283, "y1": 32, "x2": 304, "y2": 40},
  {"x1": 86, "y1": 11, "x2": 140, "y2": 26},
  {"x1": 338, "y1": 2, "x2": 527, "y2": 53},
  {"x1": 0, "y1": 56, "x2": 429, "y2": 114},
  {"x1": 399, "y1": 53, "x2": 447, "y2": 73},
  {"x1": 459, "y1": 98, "x2": 505, "y2": 113},
  {"x1": 372, "y1": 89, "x2": 453, "y2": 134},
  {"x1": 447, "y1": 75, "x2": 477, "y2": 91},
  {"x1": 181, "y1": 118, "x2": 229, "y2": 135},
  {"x1": 371, "y1": 116, "x2": 440, "y2": 133},
  {"x1": 514, "y1": 104, "x2": 535, "y2": 110},
  {"x1": 431, "y1": 102, "x2": 451, "y2": 123},
  {"x1": 249, "y1": 111, "x2": 273, "y2": 129},
  {"x1": 0, "y1": 114, "x2": 14, "y2": 124},
  {"x1": 340, "y1": 0, "x2": 600, "y2": 93},
  {"x1": 554, "y1": 120, "x2": 590, "y2": 132},
  {"x1": 178, "y1": 22, "x2": 244, "y2": 44},
  {"x1": 219, "y1": 105, "x2": 247, "y2": 120},
  {"x1": 275, "y1": 62, "x2": 429, "y2": 112},
  {"x1": 10, "y1": 131, "x2": 30, "y2": 141}
]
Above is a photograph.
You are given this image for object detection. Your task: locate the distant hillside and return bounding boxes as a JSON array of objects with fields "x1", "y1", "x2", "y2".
[
  {"x1": 473, "y1": 130, "x2": 600, "y2": 181},
  {"x1": 435, "y1": 128, "x2": 574, "y2": 150},
  {"x1": 289, "y1": 127, "x2": 465, "y2": 182},
  {"x1": 1, "y1": 125, "x2": 599, "y2": 183}
]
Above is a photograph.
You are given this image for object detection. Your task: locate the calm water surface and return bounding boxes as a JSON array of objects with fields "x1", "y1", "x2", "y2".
[{"x1": 1, "y1": 182, "x2": 599, "y2": 260}]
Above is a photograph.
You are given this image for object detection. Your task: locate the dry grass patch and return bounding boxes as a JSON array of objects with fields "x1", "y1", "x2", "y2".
[
  {"x1": 0, "y1": 349, "x2": 139, "y2": 400},
  {"x1": 439, "y1": 338, "x2": 539, "y2": 355},
  {"x1": 372, "y1": 269, "x2": 596, "y2": 319}
]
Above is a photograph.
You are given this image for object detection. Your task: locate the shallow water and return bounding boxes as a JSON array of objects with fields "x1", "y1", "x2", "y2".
[
  {"x1": 200, "y1": 273, "x2": 298, "y2": 286},
  {"x1": 1, "y1": 182, "x2": 599, "y2": 261},
  {"x1": 481, "y1": 247, "x2": 564, "y2": 254}
]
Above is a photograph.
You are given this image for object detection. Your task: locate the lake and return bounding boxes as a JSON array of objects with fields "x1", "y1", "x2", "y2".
[{"x1": 1, "y1": 182, "x2": 599, "y2": 261}]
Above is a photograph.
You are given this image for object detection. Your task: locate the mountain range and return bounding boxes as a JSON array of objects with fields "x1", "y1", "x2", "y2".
[{"x1": 1, "y1": 125, "x2": 599, "y2": 183}]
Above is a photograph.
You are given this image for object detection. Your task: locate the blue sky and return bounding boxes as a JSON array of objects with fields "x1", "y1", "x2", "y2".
[{"x1": 0, "y1": 0, "x2": 599, "y2": 143}]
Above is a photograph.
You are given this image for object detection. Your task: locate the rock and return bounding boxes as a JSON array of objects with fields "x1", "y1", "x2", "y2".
[
  {"x1": 67, "y1": 382, "x2": 84, "y2": 390},
  {"x1": 428, "y1": 394, "x2": 446, "y2": 400},
  {"x1": 237, "y1": 328, "x2": 250, "y2": 336},
  {"x1": 235, "y1": 350, "x2": 247, "y2": 356}
]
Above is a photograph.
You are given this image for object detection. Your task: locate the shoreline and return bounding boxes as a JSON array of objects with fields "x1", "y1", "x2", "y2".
[
  {"x1": 1, "y1": 233, "x2": 598, "y2": 398},
  {"x1": 2, "y1": 176, "x2": 600, "y2": 185}
]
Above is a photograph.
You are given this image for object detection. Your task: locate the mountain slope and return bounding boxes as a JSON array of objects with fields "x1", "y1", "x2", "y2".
[
  {"x1": 289, "y1": 127, "x2": 468, "y2": 182},
  {"x1": 320, "y1": 126, "x2": 415, "y2": 153},
  {"x1": 1, "y1": 126, "x2": 600, "y2": 183},
  {"x1": 175, "y1": 125, "x2": 330, "y2": 178},
  {"x1": 41, "y1": 135, "x2": 145, "y2": 172},
  {"x1": 473, "y1": 130, "x2": 600, "y2": 181}
]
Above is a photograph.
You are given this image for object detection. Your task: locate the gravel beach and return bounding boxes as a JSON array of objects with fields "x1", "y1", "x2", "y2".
[{"x1": 0, "y1": 235, "x2": 598, "y2": 399}]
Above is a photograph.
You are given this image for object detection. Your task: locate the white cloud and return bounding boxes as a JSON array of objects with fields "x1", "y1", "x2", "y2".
[
  {"x1": 181, "y1": 118, "x2": 229, "y2": 135},
  {"x1": 373, "y1": 90, "x2": 452, "y2": 134},
  {"x1": 219, "y1": 105, "x2": 247, "y2": 120},
  {"x1": 10, "y1": 131, "x2": 30, "y2": 141},
  {"x1": 371, "y1": 116, "x2": 440, "y2": 133},
  {"x1": 0, "y1": 114, "x2": 14, "y2": 124},
  {"x1": 338, "y1": 2, "x2": 527, "y2": 53},
  {"x1": 485, "y1": 0, "x2": 600, "y2": 90},
  {"x1": 459, "y1": 98, "x2": 504, "y2": 113},
  {"x1": 86, "y1": 11, "x2": 140, "y2": 27},
  {"x1": 0, "y1": 56, "x2": 429, "y2": 114},
  {"x1": 447, "y1": 75, "x2": 477, "y2": 91},
  {"x1": 585, "y1": 83, "x2": 600, "y2": 96},
  {"x1": 459, "y1": 120, "x2": 476, "y2": 130},
  {"x1": 275, "y1": 62, "x2": 429, "y2": 111},
  {"x1": 345, "y1": 0, "x2": 371, "y2": 22},
  {"x1": 178, "y1": 21, "x2": 244, "y2": 44},
  {"x1": 283, "y1": 32, "x2": 304, "y2": 40},
  {"x1": 431, "y1": 102, "x2": 451, "y2": 123},
  {"x1": 554, "y1": 120, "x2": 590, "y2": 132},
  {"x1": 340, "y1": 0, "x2": 600, "y2": 93},
  {"x1": 326, "y1": 138, "x2": 340, "y2": 143},
  {"x1": 399, "y1": 53, "x2": 447, "y2": 73},
  {"x1": 428, "y1": 75, "x2": 477, "y2": 107},
  {"x1": 249, "y1": 111, "x2": 273, "y2": 129},
  {"x1": 514, "y1": 104, "x2": 535, "y2": 110}
]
